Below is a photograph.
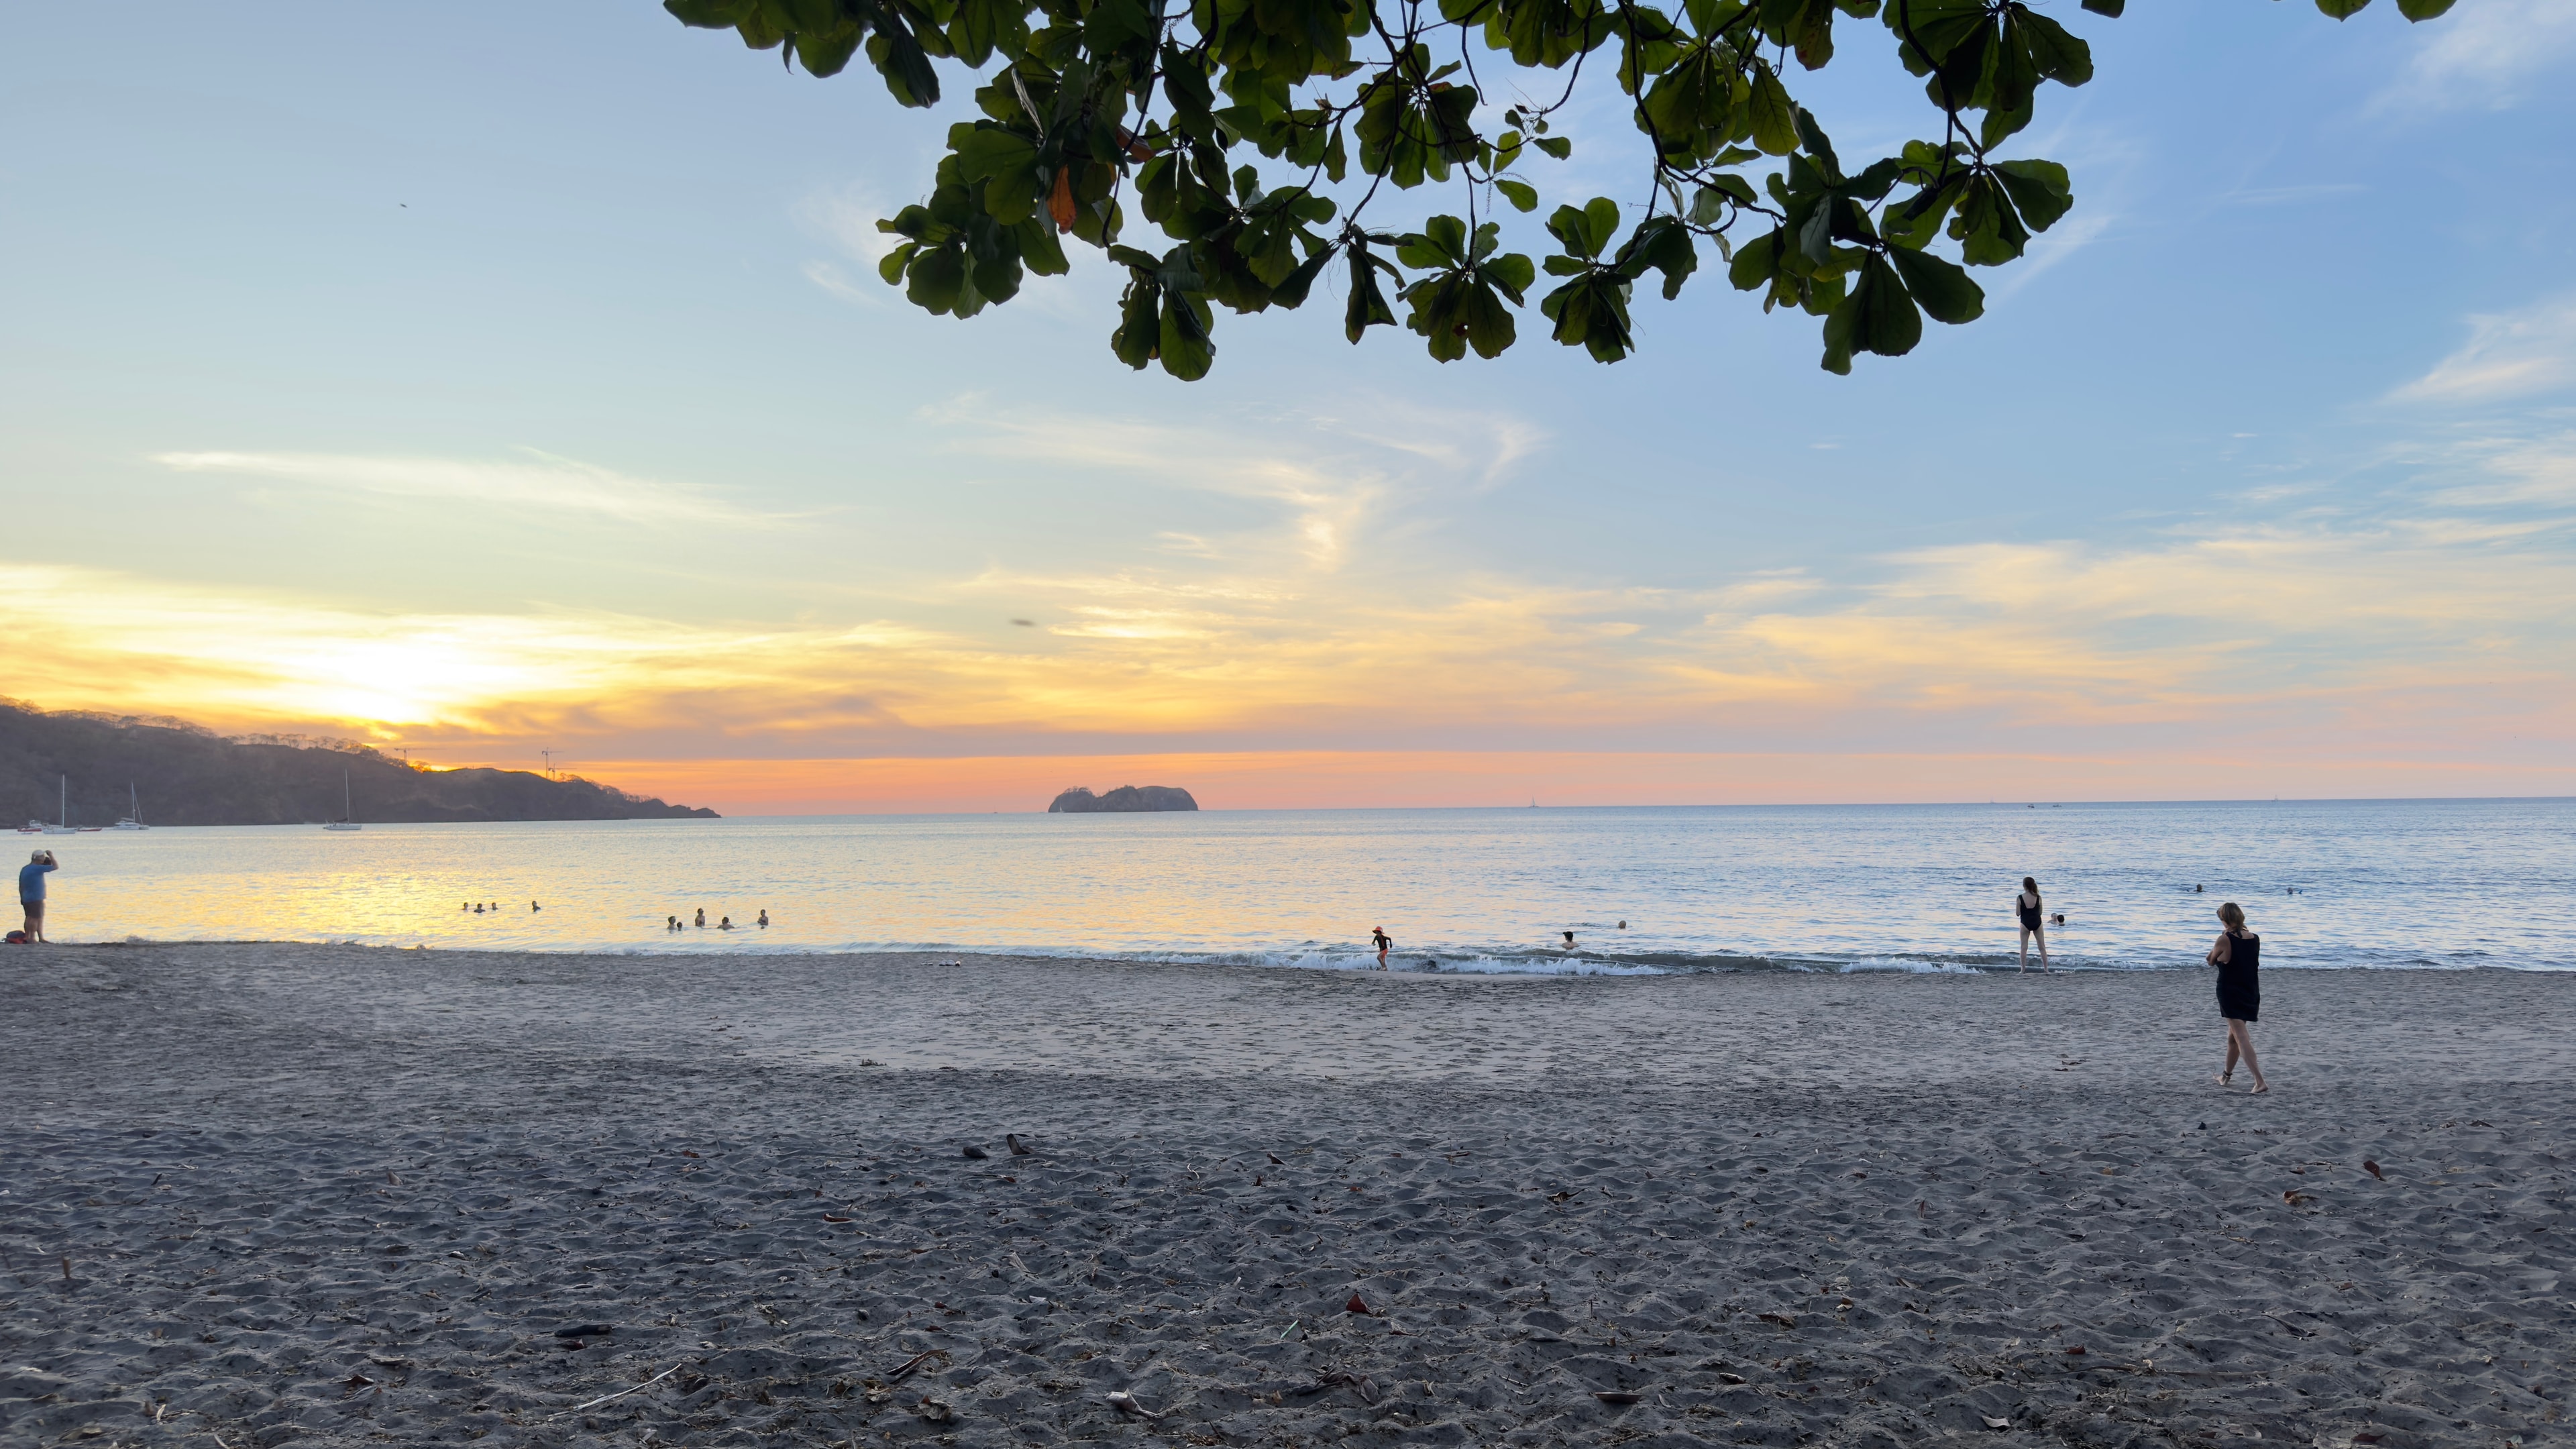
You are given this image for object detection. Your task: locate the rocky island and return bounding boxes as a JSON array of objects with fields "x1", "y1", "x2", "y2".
[{"x1": 1046, "y1": 785, "x2": 1199, "y2": 812}]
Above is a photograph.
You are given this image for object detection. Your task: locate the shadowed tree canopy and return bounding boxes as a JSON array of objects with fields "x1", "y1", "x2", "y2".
[{"x1": 665, "y1": 0, "x2": 2453, "y2": 376}]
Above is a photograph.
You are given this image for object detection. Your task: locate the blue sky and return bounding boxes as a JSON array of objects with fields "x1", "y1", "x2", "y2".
[{"x1": 3, "y1": 0, "x2": 2571, "y2": 810}]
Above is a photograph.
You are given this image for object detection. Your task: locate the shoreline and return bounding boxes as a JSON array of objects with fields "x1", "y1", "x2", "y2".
[
  {"x1": 17, "y1": 936, "x2": 2558, "y2": 976},
  {"x1": 5, "y1": 945, "x2": 2569, "y2": 1447}
]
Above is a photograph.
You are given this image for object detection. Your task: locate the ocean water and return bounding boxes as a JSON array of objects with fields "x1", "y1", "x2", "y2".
[{"x1": 15, "y1": 798, "x2": 2571, "y2": 973}]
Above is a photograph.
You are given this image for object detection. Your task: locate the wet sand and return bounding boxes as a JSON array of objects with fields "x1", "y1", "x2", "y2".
[{"x1": 3, "y1": 944, "x2": 2570, "y2": 1448}]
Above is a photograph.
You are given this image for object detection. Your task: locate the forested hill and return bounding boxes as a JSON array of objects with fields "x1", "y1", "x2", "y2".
[{"x1": 0, "y1": 703, "x2": 718, "y2": 826}]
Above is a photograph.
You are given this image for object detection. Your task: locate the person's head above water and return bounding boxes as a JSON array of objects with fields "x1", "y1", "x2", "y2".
[{"x1": 2218, "y1": 902, "x2": 2246, "y2": 929}]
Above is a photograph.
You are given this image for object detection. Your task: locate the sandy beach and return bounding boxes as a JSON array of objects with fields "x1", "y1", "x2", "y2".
[{"x1": 3, "y1": 947, "x2": 2569, "y2": 1448}]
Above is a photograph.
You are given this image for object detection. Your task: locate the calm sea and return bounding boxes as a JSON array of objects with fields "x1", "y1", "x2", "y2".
[{"x1": 19, "y1": 799, "x2": 2571, "y2": 973}]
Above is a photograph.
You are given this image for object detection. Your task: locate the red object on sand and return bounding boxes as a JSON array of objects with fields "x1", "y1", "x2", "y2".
[{"x1": 1346, "y1": 1294, "x2": 1370, "y2": 1315}]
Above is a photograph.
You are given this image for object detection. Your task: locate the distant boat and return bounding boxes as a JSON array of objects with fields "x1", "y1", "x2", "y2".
[
  {"x1": 43, "y1": 775, "x2": 76, "y2": 834},
  {"x1": 112, "y1": 782, "x2": 147, "y2": 830},
  {"x1": 15, "y1": 820, "x2": 41, "y2": 835},
  {"x1": 323, "y1": 769, "x2": 362, "y2": 831}
]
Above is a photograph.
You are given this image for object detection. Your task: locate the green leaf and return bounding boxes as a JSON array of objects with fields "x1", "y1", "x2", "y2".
[
  {"x1": 1727, "y1": 228, "x2": 1782, "y2": 290},
  {"x1": 1819, "y1": 252, "x2": 1919, "y2": 372},
  {"x1": 1747, "y1": 62, "x2": 1798, "y2": 156},
  {"x1": 1994, "y1": 158, "x2": 2074, "y2": 230},
  {"x1": 2013, "y1": 11, "x2": 2093, "y2": 86},
  {"x1": 1344, "y1": 247, "x2": 1399, "y2": 343},
  {"x1": 1158, "y1": 294, "x2": 1215, "y2": 380},
  {"x1": 1533, "y1": 136, "x2": 1573, "y2": 159},
  {"x1": 1883, "y1": 245, "x2": 1984, "y2": 323},
  {"x1": 2394, "y1": 0, "x2": 2453, "y2": 15},
  {"x1": 1949, "y1": 174, "x2": 2033, "y2": 264},
  {"x1": 1495, "y1": 178, "x2": 1540, "y2": 211},
  {"x1": 2313, "y1": 0, "x2": 2370, "y2": 15},
  {"x1": 949, "y1": 123, "x2": 1043, "y2": 225},
  {"x1": 2078, "y1": 0, "x2": 2122, "y2": 13},
  {"x1": 1269, "y1": 245, "x2": 1336, "y2": 309},
  {"x1": 664, "y1": 0, "x2": 753, "y2": 28}
]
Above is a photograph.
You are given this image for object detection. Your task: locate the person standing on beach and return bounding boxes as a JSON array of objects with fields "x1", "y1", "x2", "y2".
[
  {"x1": 1371, "y1": 927, "x2": 1391, "y2": 969},
  {"x1": 20, "y1": 849, "x2": 57, "y2": 943},
  {"x1": 2015, "y1": 876, "x2": 2051, "y2": 973},
  {"x1": 2208, "y1": 902, "x2": 2267, "y2": 1093}
]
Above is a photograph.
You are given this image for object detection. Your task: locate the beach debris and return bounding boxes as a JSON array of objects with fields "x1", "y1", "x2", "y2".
[
  {"x1": 566, "y1": 1363, "x2": 680, "y2": 1414},
  {"x1": 822, "y1": 1212, "x2": 854, "y2": 1223},
  {"x1": 1758, "y1": 1313, "x2": 1796, "y2": 1330},
  {"x1": 1309, "y1": 1370, "x2": 1379, "y2": 1403},
  {"x1": 1715, "y1": 1372, "x2": 1748, "y2": 1385},
  {"x1": 365, "y1": 1354, "x2": 410, "y2": 1369},
  {"x1": 1983, "y1": 1415, "x2": 2012, "y2": 1430},
  {"x1": 1106, "y1": 1391, "x2": 1161, "y2": 1418},
  {"x1": 2283, "y1": 1190, "x2": 2312, "y2": 1206},
  {"x1": 680, "y1": 1149, "x2": 700, "y2": 1159},
  {"x1": 343, "y1": 1373, "x2": 374, "y2": 1395},
  {"x1": 2363, "y1": 1160, "x2": 2384, "y2": 1181},
  {"x1": 1594, "y1": 1391, "x2": 1643, "y2": 1405},
  {"x1": 555, "y1": 1324, "x2": 614, "y2": 1338},
  {"x1": 888, "y1": 1348, "x2": 949, "y2": 1383},
  {"x1": 963, "y1": 1144, "x2": 991, "y2": 1160},
  {"x1": 917, "y1": 1397, "x2": 956, "y2": 1424},
  {"x1": 2063, "y1": 1346, "x2": 2087, "y2": 1356},
  {"x1": 60, "y1": 1256, "x2": 72, "y2": 1281},
  {"x1": 1346, "y1": 1293, "x2": 1371, "y2": 1315},
  {"x1": 1007, "y1": 1133, "x2": 1035, "y2": 1156},
  {"x1": 2352, "y1": 1435, "x2": 2384, "y2": 1445}
]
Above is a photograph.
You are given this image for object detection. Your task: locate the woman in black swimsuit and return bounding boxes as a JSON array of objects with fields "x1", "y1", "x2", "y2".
[
  {"x1": 2207, "y1": 901, "x2": 2267, "y2": 1093},
  {"x1": 2014, "y1": 876, "x2": 2051, "y2": 973}
]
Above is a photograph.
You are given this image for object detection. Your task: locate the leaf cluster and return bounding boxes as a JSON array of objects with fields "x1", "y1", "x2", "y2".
[{"x1": 668, "y1": 0, "x2": 2454, "y2": 376}]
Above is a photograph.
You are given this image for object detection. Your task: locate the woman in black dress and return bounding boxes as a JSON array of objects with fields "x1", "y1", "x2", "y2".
[
  {"x1": 2207, "y1": 901, "x2": 2267, "y2": 1093},
  {"x1": 2014, "y1": 876, "x2": 2051, "y2": 973}
]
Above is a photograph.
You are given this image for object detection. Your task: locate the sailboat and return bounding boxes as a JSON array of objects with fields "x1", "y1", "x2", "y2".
[
  {"x1": 112, "y1": 782, "x2": 148, "y2": 830},
  {"x1": 323, "y1": 769, "x2": 362, "y2": 831},
  {"x1": 43, "y1": 776, "x2": 77, "y2": 834}
]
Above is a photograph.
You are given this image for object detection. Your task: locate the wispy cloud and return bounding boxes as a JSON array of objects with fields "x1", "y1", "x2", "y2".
[
  {"x1": 1989, "y1": 211, "x2": 2113, "y2": 301},
  {"x1": 930, "y1": 402, "x2": 1537, "y2": 570},
  {"x1": 154, "y1": 449, "x2": 784, "y2": 528},
  {"x1": 796, "y1": 182, "x2": 901, "y2": 268},
  {"x1": 801, "y1": 259, "x2": 881, "y2": 307},
  {"x1": 2378, "y1": 0, "x2": 2576, "y2": 113},
  {"x1": 2391, "y1": 293, "x2": 2576, "y2": 405}
]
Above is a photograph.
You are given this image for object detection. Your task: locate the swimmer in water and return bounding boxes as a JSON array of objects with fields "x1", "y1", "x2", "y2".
[
  {"x1": 718, "y1": 916, "x2": 733, "y2": 930},
  {"x1": 530, "y1": 900, "x2": 540, "y2": 912},
  {"x1": 1562, "y1": 930, "x2": 1576, "y2": 947},
  {"x1": 694, "y1": 908, "x2": 706, "y2": 928},
  {"x1": 1371, "y1": 926, "x2": 1391, "y2": 969},
  {"x1": 757, "y1": 909, "x2": 769, "y2": 927}
]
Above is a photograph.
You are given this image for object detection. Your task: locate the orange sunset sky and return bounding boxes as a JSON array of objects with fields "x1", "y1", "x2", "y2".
[{"x1": 6, "y1": 4, "x2": 2573, "y2": 814}]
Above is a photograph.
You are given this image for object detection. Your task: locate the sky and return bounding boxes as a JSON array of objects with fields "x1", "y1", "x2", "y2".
[{"x1": 3, "y1": 0, "x2": 2572, "y2": 814}]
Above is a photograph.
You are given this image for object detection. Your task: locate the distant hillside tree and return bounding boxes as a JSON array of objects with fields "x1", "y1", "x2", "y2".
[{"x1": 0, "y1": 702, "x2": 718, "y2": 826}]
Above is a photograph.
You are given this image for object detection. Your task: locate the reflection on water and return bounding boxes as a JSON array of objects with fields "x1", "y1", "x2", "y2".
[{"x1": 23, "y1": 798, "x2": 2573, "y2": 973}]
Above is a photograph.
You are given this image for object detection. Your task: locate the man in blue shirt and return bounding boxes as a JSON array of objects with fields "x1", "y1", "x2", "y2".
[{"x1": 20, "y1": 849, "x2": 57, "y2": 943}]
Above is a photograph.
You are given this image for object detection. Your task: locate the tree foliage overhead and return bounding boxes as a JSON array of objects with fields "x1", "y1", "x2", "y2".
[{"x1": 665, "y1": 0, "x2": 2452, "y2": 377}]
